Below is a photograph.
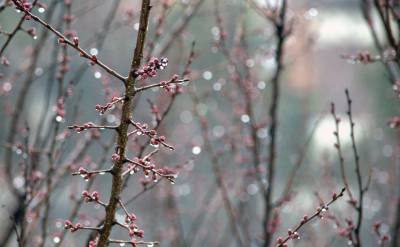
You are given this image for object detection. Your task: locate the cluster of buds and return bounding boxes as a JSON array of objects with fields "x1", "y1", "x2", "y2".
[
  {"x1": 1, "y1": 56, "x2": 10, "y2": 66},
  {"x1": 127, "y1": 157, "x2": 177, "y2": 183},
  {"x1": 95, "y1": 96, "x2": 124, "y2": 114},
  {"x1": 341, "y1": 219, "x2": 355, "y2": 236},
  {"x1": 112, "y1": 153, "x2": 121, "y2": 162},
  {"x1": 125, "y1": 213, "x2": 137, "y2": 223},
  {"x1": 72, "y1": 36, "x2": 79, "y2": 46},
  {"x1": 70, "y1": 122, "x2": 94, "y2": 132},
  {"x1": 287, "y1": 229, "x2": 300, "y2": 239},
  {"x1": 373, "y1": 221, "x2": 390, "y2": 245},
  {"x1": 275, "y1": 230, "x2": 300, "y2": 247},
  {"x1": 156, "y1": 166, "x2": 177, "y2": 182},
  {"x1": 57, "y1": 37, "x2": 67, "y2": 46},
  {"x1": 82, "y1": 190, "x2": 100, "y2": 202},
  {"x1": 132, "y1": 121, "x2": 173, "y2": 149},
  {"x1": 337, "y1": 219, "x2": 354, "y2": 244},
  {"x1": 20, "y1": 1, "x2": 33, "y2": 11},
  {"x1": 64, "y1": 220, "x2": 81, "y2": 232},
  {"x1": 276, "y1": 237, "x2": 288, "y2": 247},
  {"x1": 388, "y1": 116, "x2": 400, "y2": 129},
  {"x1": 77, "y1": 167, "x2": 93, "y2": 180},
  {"x1": 90, "y1": 55, "x2": 98, "y2": 64},
  {"x1": 122, "y1": 213, "x2": 145, "y2": 239},
  {"x1": 128, "y1": 224, "x2": 144, "y2": 239},
  {"x1": 316, "y1": 205, "x2": 328, "y2": 218},
  {"x1": 160, "y1": 74, "x2": 184, "y2": 94},
  {"x1": 393, "y1": 80, "x2": 400, "y2": 97},
  {"x1": 88, "y1": 240, "x2": 97, "y2": 247},
  {"x1": 134, "y1": 122, "x2": 150, "y2": 135},
  {"x1": 137, "y1": 157, "x2": 154, "y2": 170},
  {"x1": 150, "y1": 135, "x2": 166, "y2": 147},
  {"x1": 136, "y1": 57, "x2": 168, "y2": 79},
  {"x1": 25, "y1": 27, "x2": 36, "y2": 38},
  {"x1": 341, "y1": 51, "x2": 378, "y2": 64}
]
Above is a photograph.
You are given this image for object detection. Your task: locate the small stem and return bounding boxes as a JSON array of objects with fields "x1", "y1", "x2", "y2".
[
  {"x1": 134, "y1": 79, "x2": 189, "y2": 92},
  {"x1": 11, "y1": 0, "x2": 126, "y2": 82}
]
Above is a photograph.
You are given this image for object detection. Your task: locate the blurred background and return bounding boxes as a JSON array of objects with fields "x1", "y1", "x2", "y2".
[{"x1": 0, "y1": 0, "x2": 399, "y2": 246}]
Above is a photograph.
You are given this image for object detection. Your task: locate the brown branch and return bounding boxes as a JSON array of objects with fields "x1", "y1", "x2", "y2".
[
  {"x1": 264, "y1": 1, "x2": 288, "y2": 246},
  {"x1": 275, "y1": 188, "x2": 346, "y2": 247},
  {"x1": 134, "y1": 78, "x2": 189, "y2": 92},
  {"x1": 331, "y1": 103, "x2": 356, "y2": 203},
  {"x1": 0, "y1": 0, "x2": 38, "y2": 57},
  {"x1": 345, "y1": 89, "x2": 365, "y2": 247},
  {"x1": 96, "y1": 0, "x2": 151, "y2": 246},
  {"x1": 11, "y1": 0, "x2": 126, "y2": 82}
]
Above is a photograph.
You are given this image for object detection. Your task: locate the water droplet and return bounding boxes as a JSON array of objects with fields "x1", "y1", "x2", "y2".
[
  {"x1": 33, "y1": 36, "x2": 37, "y2": 40},
  {"x1": 38, "y1": 7, "x2": 45, "y2": 13},
  {"x1": 257, "y1": 81, "x2": 266, "y2": 90},
  {"x1": 150, "y1": 143, "x2": 159, "y2": 148},
  {"x1": 53, "y1": 236, "x2": 60, "y2": 243},
  {"x1": 202, "y1": 71, "x2": 213, "y2": 80},
  {"x1": 307, "y1": 8, "x2": 318, "y2": 18},
  {"x1": 257, "y1": 128, "x2": 268, "y2": 139},
  {"x1": 192, "y1": 146, "x2": 201, "y2": 155},
  {"x1": 134, "y1": 23, "x2": 139, "y2": 31},
  {"x1": 213, "y1": 82, "x2": 222, "y2": 91},
  {"x1": 3, "y1": 82, "x2": 12, "y2": 92},
  {"x1": 13, "y1": 176, "x2": 25, "y2": 189},
  {"x1": 90, "y1": 48, "x2": 98, "y2": 56},
  {"x1": 241, "y1": 114, "x2": 250, "y2": 123},
  {"x1": 246, "y1": 183, "x2": 258, "y2": 195},
  {"x1": 35, "y1": 67, "x2": 43, "y2": 76},
  {"x1": 55, "y1": 115, "x2": 63, "y2": 122},
  {"x1": 120, "y1": 243, "x2": 125, "y2": 247},
  {"x1": 211, "y1": 26, "x2": 220, "y2": 36},
  {"x1": 212, "y1": 125, "x2": 225, "y2": 138},
  {"x1": 99, "y1": 172, "x2": 105, "y2": 175},
  {"x1": 137, "y1": 131, "x2": 143, "y2": 136},
  {"x1": 94, "y1": 71, "x2": 101, "y2": 79},
  {"x1": 147, "y1": 243, "x2": 154, "y2": 247}
]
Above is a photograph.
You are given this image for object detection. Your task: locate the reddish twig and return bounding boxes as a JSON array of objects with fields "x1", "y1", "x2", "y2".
[{"x1": 275, "y1": 188, "x2": 346, "y2": 247}]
